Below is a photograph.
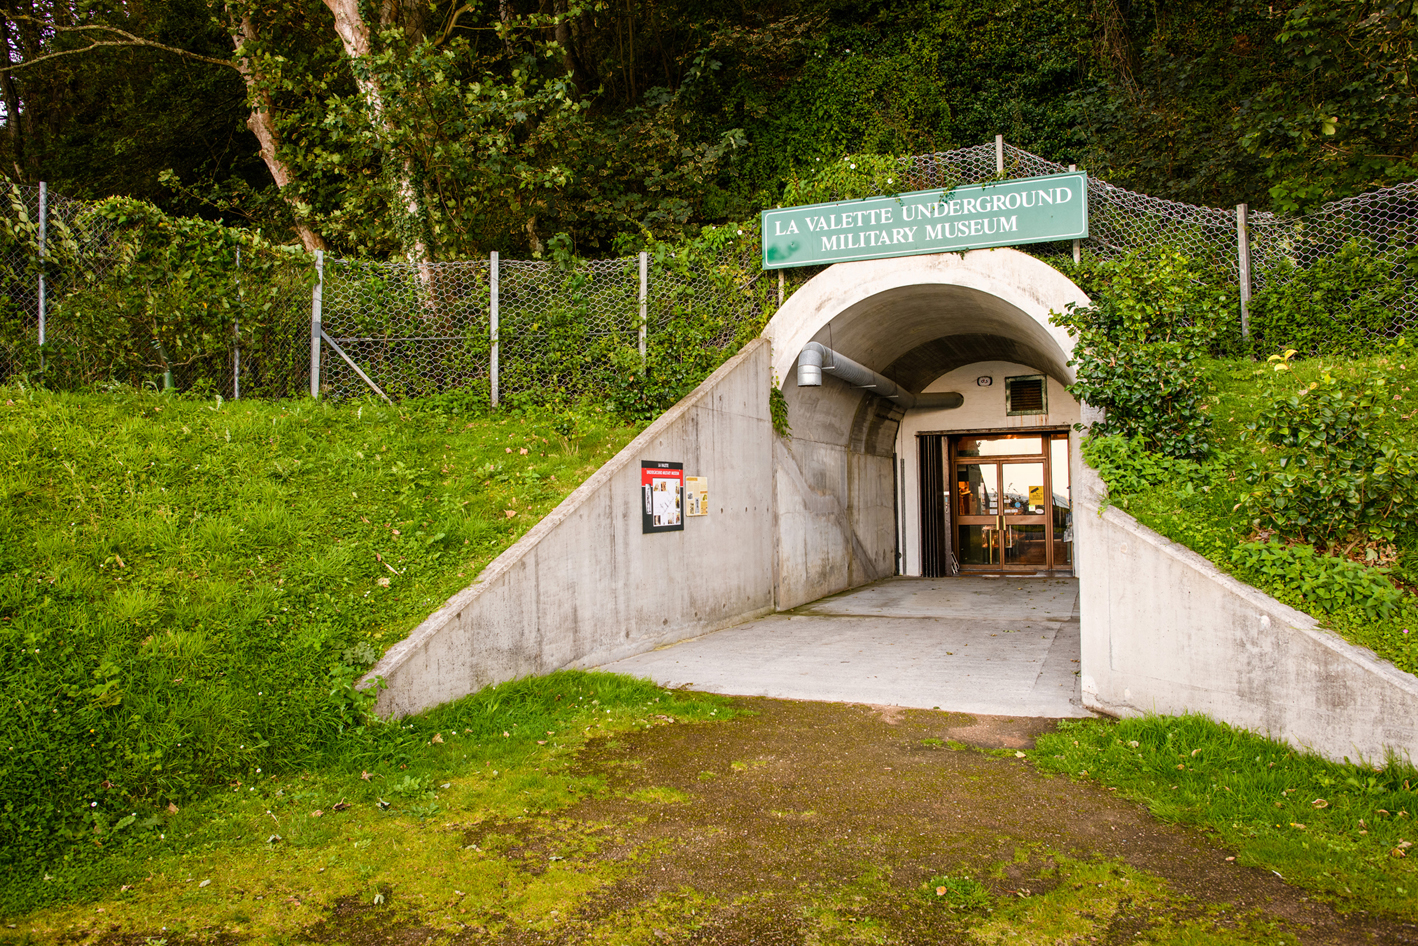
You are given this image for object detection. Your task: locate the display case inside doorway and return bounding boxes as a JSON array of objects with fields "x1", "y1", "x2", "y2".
[{"x1": 918, "y1": 431, "x2": 1073, "y2": 576}]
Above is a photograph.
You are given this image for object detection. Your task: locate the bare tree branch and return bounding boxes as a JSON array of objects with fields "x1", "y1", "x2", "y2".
[{"x1": 0, "y1": 17, "x2": 237, "y2": 72}]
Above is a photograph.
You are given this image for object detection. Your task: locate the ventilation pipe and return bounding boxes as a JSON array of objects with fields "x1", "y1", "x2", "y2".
[{"x1": 796, "y1": 342, "x2": 963, "y2": 410}]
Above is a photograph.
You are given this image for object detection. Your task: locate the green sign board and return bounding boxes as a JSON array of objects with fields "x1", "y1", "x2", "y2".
[{"x1": 760, "y1": 171, "x2": 1088, "y2": 270}]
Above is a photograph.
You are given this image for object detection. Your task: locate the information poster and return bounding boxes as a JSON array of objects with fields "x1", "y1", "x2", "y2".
[
  {"x1": 641, "y1": 461, "x2": 684, "y2": 533},
  {"x1": 686, "y1": 476, "x2": 708, "y2": 516}
]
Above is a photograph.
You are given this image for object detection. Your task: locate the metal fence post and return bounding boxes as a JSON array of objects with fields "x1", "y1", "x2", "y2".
[
  {"x1": 995, "y1": 135, "x2": 1004, "y2": 176},
  {"x1": 37, "y1": 181, "x2": 46, "y2": 367},
  {"x1": 1237, "y1": 204, "x2": 1251, "y2": 340},
  {"x1": 1070, "y1": 165, "x2": 1081, "y2": 265},
  {"x1": 490, "y1": 250, "x2": 499, "y2": 408},
  {"x1": 638, "y1": 251, "x2": 648, "y2": 372},
  {"x1": 310, "y1": 249, "x2": 323, "y2": 398},
  {"x1": 233, "y1": 245, "x2": 242, "y2": 400}
]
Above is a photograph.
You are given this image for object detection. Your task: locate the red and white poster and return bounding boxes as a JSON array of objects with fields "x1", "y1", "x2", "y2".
[{"x1": 641, "y1": 461, "x2": 684, "y2": 533}]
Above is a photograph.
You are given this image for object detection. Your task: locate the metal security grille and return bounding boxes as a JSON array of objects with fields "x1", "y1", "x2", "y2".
[
  {"x1": 918, "y1": 433, "x2": 949, "y2": 578},
  {"x1": 5, "y1": 139, "x2": 1418, "y2": 401}
]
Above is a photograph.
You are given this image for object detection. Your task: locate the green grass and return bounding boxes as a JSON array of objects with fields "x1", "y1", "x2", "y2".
[
  {"x1": 1089, "y1": 352, "x2": 1418, "y2": 674},
  {"x1": 1033, "y1": 715, "x2": 1418, "y2": 918},
  {"x1": 0, "y1": 386, "x2": 640, "y2": 909},
  {"x1": 2, "y1": 670, "x2": 734, "y2": 925}
]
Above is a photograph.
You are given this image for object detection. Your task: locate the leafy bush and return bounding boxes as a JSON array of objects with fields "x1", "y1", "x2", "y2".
[
  {"x1": 1053, "y1": 249, "x2": 1237, "y2": 459},
  {"x1": 1249, "y1": 241, "x2": 1418, "y2": 357},
  {"x1": 1081, "y1": 434, "x2": 1215, "y2": 501},
  {"x1": 41, "y1": 198, "x2": 312, "y2": 395},
  {"x1": 1084, "y1": 353, "x2": 1418, "y2": 675},
  {"x1": 1238, "y1": 359, "x2": 1418, "y2": 546},
  {"x1": 1230, "y1": 540, "x2": 1406, "y2": 621}
]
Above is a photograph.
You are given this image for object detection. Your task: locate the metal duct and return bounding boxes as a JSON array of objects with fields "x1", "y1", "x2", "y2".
[
  {"x1": 796, "y1": 342, "x2": 916, "y2": 408},
  {"x1": 796, "y1": 342, "x2": 965, "y2": 411}
]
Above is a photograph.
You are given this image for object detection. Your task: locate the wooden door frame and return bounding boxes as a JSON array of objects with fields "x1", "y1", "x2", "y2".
[{"x1": 920, "y1": 427, "x2": 1072, "y2": 576}]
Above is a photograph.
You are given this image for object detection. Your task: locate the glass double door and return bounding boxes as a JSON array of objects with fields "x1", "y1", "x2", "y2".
[{"x1": 952, "y1": 433, "x2": 1071, "y2": 573}]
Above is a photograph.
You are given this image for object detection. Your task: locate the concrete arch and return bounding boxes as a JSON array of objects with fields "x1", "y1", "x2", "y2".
[
  {"x1": 763, "y1": 249, "x2": 1092, "y2": 608},
  {"x1": 763, "y1": 248, "x2": 1090, "y2": 389}
]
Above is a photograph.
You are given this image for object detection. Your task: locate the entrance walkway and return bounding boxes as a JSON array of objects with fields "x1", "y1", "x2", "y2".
[{"x1": 599, "y1": 577, "x2": 1091, "y2": 717}]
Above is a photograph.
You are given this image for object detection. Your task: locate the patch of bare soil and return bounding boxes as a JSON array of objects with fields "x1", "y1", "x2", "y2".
[{"x1": 319, "y1": 699, "x2": 1418, "y2": 945}]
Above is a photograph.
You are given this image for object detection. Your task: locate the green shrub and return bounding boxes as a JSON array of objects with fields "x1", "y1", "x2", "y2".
[
  {"x1": 1081, "y1": 434, "x2": 1215, "y2": 500},
  {"x1": 1053, "y1": 250, "x2": 1236, "y2": 459},
  {"x1": 1230, "y1": 540, "x2": 1406, "y2": 621},
  {"x1": 1238, "y1": 360, "x2": 1418, "y2": 546},
  {"x1": 41, "y1": 198, "x2": 311, "y2": 394}
]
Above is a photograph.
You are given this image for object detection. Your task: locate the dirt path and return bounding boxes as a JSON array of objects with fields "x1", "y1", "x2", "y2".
[{"x1": 309, "y1": 699, "x2": 1417, "y2": 945}]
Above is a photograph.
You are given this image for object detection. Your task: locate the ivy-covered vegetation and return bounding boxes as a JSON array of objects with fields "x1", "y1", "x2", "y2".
[
  {"x1": 3, "y1": 0, "x2": 1415, "y2": 261},
  {"x1": 0, "y1": 388, "x2": 640, "y2": 907}
]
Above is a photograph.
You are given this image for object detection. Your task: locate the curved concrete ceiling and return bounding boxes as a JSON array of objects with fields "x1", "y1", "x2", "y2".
[
  {"x1": 764, "y1": 249, "x2": 1089, "y2": 387},
  {"x1": 883, "y1": 333, "x2": 1064, "y2": 393}
]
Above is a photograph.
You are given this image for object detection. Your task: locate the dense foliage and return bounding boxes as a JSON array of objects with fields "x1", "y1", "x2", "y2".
[
  {"x1": 1248, "y1": 242, "x2": 1418, "y2": 357},
  {"x1": 1057, "y1": 244, "x2": 1417, "y2": 674},
  {"x1": 0, "y1": 389, "x2": 638, "y2": 893},
  {"x1": 1051, "y1": 249, "x2": 1236, "y2": 459},
  {"x1": 4, "y1": 0, "x2": 1416, "y2": 259},
  {"x1": 33, "y1": 197, "x2": 311, "y2": 394}
]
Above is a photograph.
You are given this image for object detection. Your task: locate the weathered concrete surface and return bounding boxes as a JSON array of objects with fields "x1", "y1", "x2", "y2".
[
  {"x1": 1076, "y1": 461, "x2": 1418, "y2": 764},
  {"x1": 366, "y1": 340, "x2": 776, "y2": 717},
  {"x1": 600, "y1": 577, "x2": 1091, "y2": 718}
]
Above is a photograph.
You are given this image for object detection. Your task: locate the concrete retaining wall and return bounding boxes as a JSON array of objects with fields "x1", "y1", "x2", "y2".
[
  {"x1": 1076, "y1": 461, "x2": 1418, "y2": 764},
  {"x1": 366, "y1": 339, "x2": 776, "y2": 717}
]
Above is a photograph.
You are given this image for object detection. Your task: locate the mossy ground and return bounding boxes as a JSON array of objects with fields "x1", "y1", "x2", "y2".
[{"x1": 9, "y1": 697, "x2": 1415, "y2": 945}]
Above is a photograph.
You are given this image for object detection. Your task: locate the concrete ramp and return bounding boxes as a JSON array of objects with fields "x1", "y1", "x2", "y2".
[{"x1": 599, "y1": 577, "x2": 1091, "y2": 717}]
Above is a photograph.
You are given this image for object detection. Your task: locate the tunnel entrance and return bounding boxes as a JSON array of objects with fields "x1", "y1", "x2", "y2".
[{"x1": 763, "y1": 248, "x2": 1091, "y2": 609}]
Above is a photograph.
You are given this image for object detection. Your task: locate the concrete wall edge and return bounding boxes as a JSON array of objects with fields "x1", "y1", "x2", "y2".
[
  {"x1": 362, "y1": 338, "x2": 774, "y2": 692},
  {"x1": 1079, "y1": 461, "x2": 1418, "y2": 759}
]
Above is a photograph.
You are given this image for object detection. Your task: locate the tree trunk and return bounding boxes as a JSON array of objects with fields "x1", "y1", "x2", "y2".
[
  {"x1": 231, "y1": 16, "x2": 327, "y2": 254},
  {"x1": 321, "y1": 0, "x2": 433, "y2": 264},
  {"x1": 0, "y1": 15, "x2": 25, "y2": 179}
]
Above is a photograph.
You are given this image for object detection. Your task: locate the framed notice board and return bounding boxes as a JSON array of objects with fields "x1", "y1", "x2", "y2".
[{"x1": 641, "y1": 461, "x2": 684, "y2": 533}]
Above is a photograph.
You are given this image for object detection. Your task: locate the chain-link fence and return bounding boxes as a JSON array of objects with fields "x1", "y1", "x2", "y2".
[
  {"x1": 0, "y1": 182, "x2": 40, "y2": 385},
  {"x1": 0, "y1": 184, "x2": 311, "y2": 396},
  {"x1": 6, "y1": 141, "x2": 1418, "y2": 401}
]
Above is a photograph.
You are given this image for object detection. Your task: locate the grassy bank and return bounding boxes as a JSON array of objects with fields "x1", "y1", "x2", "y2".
[
  {"x1": 1086, "y1": 351, "x2": 1418, "y2": 675},
  {"x1": 0, "y1": 387, "x2": 640, "y2": 906},
  {"x1": 1033, "y1": 715, "x2": 1418, "y2": 918},
  {"x1": 2, "y1": 671, "x2": 731, "y2": 925}
]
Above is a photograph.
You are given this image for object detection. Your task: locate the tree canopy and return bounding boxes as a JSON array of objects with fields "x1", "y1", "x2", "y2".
[{"x1": 2, "y1": 0, "x2": 1413, "y2": 259}]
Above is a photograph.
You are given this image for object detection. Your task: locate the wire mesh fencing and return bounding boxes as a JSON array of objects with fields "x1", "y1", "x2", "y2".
[
  {"x1": 0, "y1": 182, "x2": 40, "y2": 385},
  {"x1": 6, "y1": 141, "x2": 1418, "y2": 402}
]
